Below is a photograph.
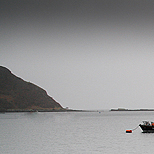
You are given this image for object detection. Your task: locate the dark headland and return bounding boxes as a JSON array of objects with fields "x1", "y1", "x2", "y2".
[{"x1": 0, "y1": 66, "x2": 75, "y2": 112}]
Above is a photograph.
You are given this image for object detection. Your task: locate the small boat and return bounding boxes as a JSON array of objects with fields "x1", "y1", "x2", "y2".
[{"x1": 139, "y1": 121, "x2": 154, "y2": 133}]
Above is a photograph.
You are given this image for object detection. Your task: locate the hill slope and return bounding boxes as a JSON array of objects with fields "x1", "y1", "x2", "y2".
[{"x1": 0, "y1": 66, "x2": 63, "y2": 111}]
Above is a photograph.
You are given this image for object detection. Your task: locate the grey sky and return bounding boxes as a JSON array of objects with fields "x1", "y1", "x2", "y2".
[{"x1": 1, "y1": 0, "x2": 154, "y2": 110}]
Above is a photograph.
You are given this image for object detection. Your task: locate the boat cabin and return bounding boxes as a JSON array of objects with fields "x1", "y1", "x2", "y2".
[{"x1": 142, "y1": 121, "x2": 154, "y2": 126}]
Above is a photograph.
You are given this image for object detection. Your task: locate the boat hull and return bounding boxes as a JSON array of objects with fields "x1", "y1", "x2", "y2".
[{"x1": 139, "y1": 124, "x2": 154, "y2": 133}]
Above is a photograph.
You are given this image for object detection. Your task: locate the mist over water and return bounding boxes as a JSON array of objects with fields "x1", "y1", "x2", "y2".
[{"x1": 1, "y1": 1, "x2": 154, "y2": 110}]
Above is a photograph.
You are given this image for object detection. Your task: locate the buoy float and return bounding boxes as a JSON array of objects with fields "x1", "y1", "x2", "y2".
[
  {"x1": 126, "y1": 130, "x2": 132, "y2": 133},
  {"x1": 126, "y1": 125, "x2": 139, "y2": 133}
]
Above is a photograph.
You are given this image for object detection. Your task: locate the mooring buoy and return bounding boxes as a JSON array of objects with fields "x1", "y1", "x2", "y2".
[{"x1": 126, "y1": 130, "x2": 132, "y2": 133}]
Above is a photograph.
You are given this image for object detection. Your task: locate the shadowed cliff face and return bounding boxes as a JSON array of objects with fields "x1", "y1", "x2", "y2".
[{"x1": 0, "y1": 66, "x2": 63, "y2": 110}]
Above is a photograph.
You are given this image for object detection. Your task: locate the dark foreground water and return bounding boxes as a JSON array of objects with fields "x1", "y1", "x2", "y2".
[{"x1": 1, "y1": 111, "x2": 154, "y2": 154}]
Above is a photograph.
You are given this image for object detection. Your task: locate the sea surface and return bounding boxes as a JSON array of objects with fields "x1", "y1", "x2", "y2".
[{"x1": 1, "y1": 111, "x2": 154, "y2": 154}]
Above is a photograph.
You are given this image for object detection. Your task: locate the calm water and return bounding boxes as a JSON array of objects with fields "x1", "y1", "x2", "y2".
[{"x1": 1, "y1": 111, "x2": 154, "y2": 154}]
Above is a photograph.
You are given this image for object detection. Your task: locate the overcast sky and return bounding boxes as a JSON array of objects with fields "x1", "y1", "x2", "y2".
[{"x1": 1, "y1": 0, "x2": 154, "y2": 110}]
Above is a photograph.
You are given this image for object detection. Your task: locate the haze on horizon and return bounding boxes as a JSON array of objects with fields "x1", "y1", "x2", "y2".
[{"x1": 1, "y1": 0, "x2": 154, "y2": 110}]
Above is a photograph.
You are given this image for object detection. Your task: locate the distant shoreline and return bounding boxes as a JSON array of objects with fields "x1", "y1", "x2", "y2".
[
  {"x1": 1, "y1": 108, "x2": 154, "y2": 113},
  {"x1": 110, "y1": 108, "x2": 154, "y2": 111},
  {"x1": 0, "y1": 109, "x2": 94, "y2": 113}
]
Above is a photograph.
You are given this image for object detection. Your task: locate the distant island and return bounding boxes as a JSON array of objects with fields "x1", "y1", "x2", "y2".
[
  {"x1": 0, "y1": 66, "x2": 65, "y2": 112},
  {"x1": 110, "y1": 108, "x2": 154, "y2": 111}
]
